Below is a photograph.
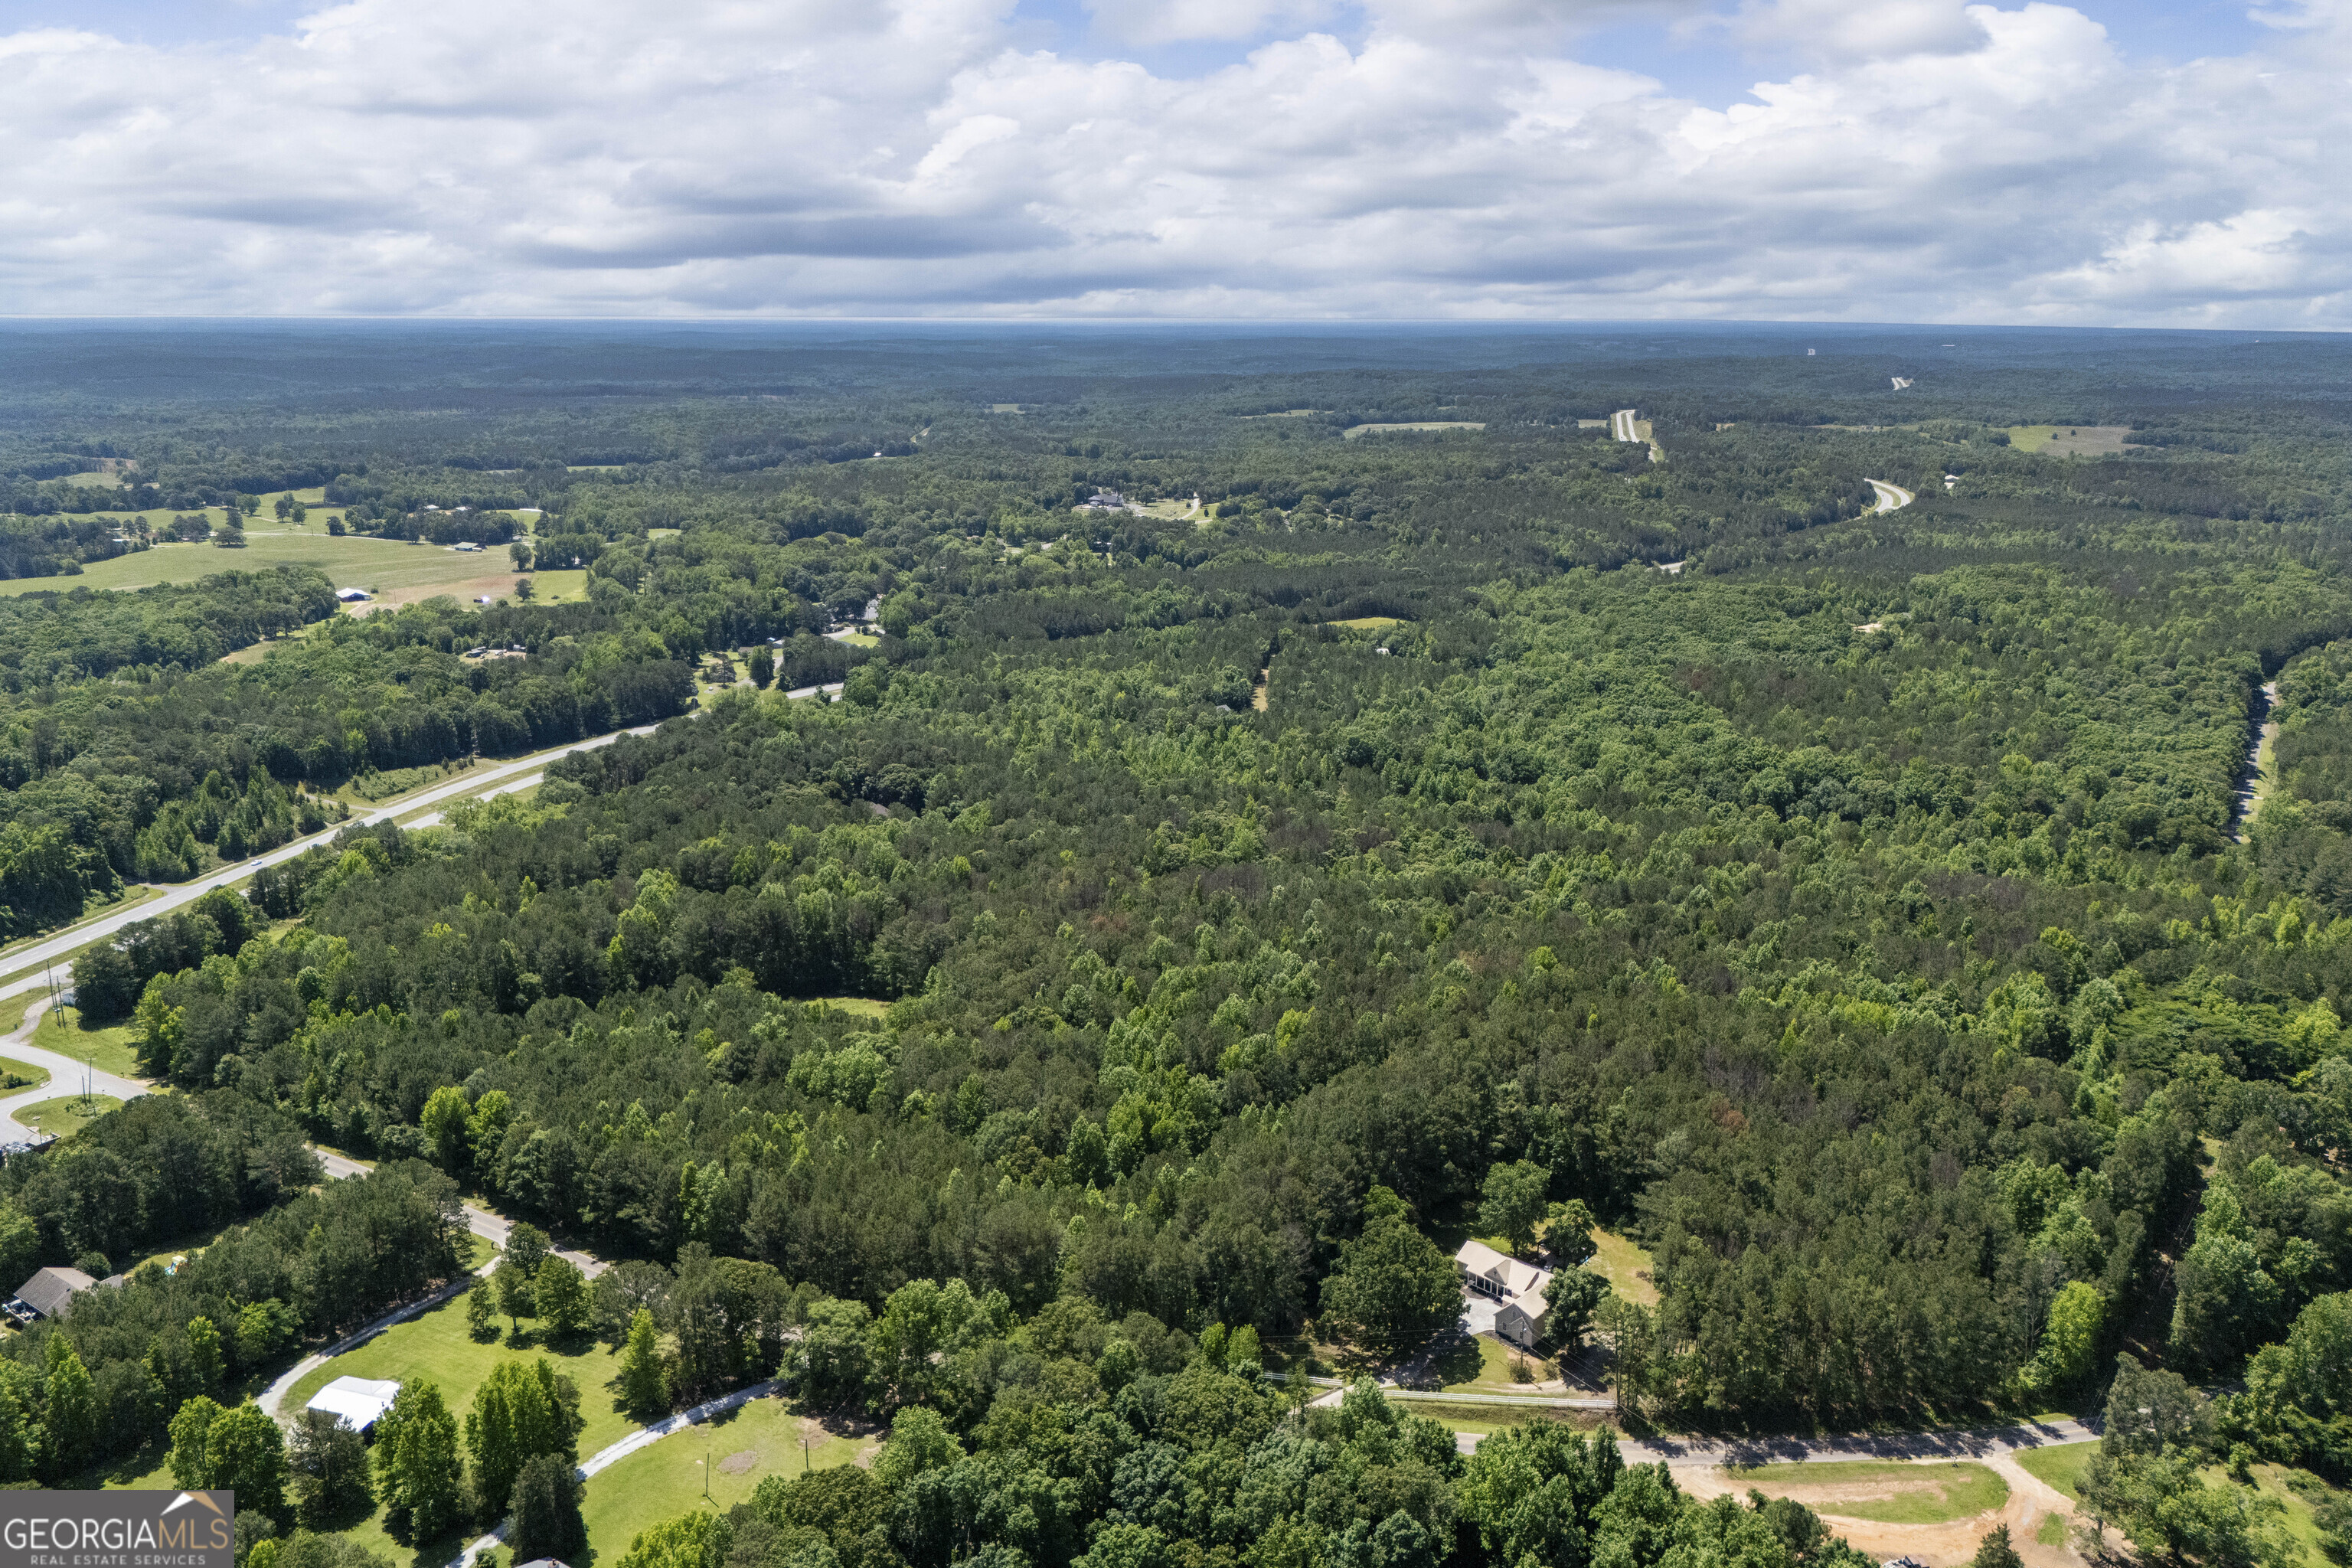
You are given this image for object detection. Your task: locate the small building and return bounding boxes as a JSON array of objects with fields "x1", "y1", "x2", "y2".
[
  {"x1": 1455, "y1": 1241, "x2": 1554, "y2": 1351},
  {"x1": 335, "y1": 587, "x2": 371, "y2": 603},
  {"x1": 306, "y1": 1376, "x2": 401, "y2": 1436},
  {"x1": 8, "y1": 1266, "x2": 100, "y2": 1324}
]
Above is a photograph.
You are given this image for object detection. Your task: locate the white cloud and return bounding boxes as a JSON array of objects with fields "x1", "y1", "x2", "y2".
[{"x1": 0, "y1": 0, "x2": 2344, "y2": 323}]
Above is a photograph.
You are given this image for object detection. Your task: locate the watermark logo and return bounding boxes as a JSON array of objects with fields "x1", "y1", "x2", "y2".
[{"x1": 0, "y1": 1490, "x2": 234, "y2": 1568}]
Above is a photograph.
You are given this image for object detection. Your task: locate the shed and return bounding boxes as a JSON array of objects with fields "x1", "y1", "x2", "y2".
[
  {"x1": 335, "y1": 587, "x2": 372, "y2": 603},
  {"x1": 306, "y1": 1376, "x2": 401, "y2": 1435}
]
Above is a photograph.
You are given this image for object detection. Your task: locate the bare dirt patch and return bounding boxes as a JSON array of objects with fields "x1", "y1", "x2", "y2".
[{"x1": 719, "y1": 1449, "x2": 760, "y2": 1476}]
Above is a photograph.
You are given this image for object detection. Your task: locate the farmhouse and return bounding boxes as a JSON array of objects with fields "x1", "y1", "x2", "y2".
[{"x1": 1454, "y1": 1240, "x2": 1553, "y2": 1350}]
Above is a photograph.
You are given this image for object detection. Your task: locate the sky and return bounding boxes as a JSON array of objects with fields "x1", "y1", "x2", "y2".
[{"x1": 0, "y1": 0, "x2": 2344, "y2": 325}]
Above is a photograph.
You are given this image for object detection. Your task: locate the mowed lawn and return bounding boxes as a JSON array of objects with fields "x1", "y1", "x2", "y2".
[
  {"x1": 2015, "y1": 1439, "x2": 2095, "y2": 1500},
  {"x1": 284, "y1": 1289, "x2": 638, "y2": 1458},
  {"x1": 582, "y1": 1398, "x2": 877, "y2": 1560},
  {"x1": 17, "y1": 1094, "x2": 125, "y2": 1138},
  {"x1": 30, "y1": 1006, "x2": 142, "y2": 1076}
]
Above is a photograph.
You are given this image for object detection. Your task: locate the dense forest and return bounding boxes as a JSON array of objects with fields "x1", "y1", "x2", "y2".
[{"x1": 5, "y1": 323, "x2": 2352, "y2": 1568}]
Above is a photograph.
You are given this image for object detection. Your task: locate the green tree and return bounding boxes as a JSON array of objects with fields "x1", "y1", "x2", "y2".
[
  {"x1": 617, "y1": 1308, "x2": 669, "y2": 1419},
  {"x1": 614, "y1": 1511, "x2": 721, "y2": 1568},
  {"x1": 1543, "y1": 1200, "x2": 1598, "y2": 1266},
  {"x1": 168, "y1": 1393, "x2": 226, "y2": 1488},
  {"x1": 1318, "y1": 1206, "x2": 1462, "y2": 1353},
  {"x1": 41, "y1": 1334, "x2": 98, "y2": 1480},
  {"x1": 506, "y1": 1223, "x2": 553, "y2": 1280},
  {"x1": 0, "y1": 1364, "x2": 37, "y2": 1483},
  {"x1": 867, "y1": 1278, "x2": 987, "y2": 1410},
  {"x1": 2025, "y1": 1282, "x2": 2104, "y2": 1393},
  {"x1": 468, "y1": 1273, "x2": 497, "y2": 1341},
  {"x1": 508, "y1": 541, "x2": 533, "y2": 573},
  {"x1": 508, "y1": 1452, "x2": 586, "y2": 1563},
  {"x1": 1970, "y1": 1524, "x2": 2024, "y2": 1568},
  {"x1": 420, "y1": 1086, "x2": 472, "y2": 1174},
  {"x1": 873, "y1": 1405, "x2": 965, "y2": 1491},
  {"x1": 495, "y1": 1259, "x2": 534, "y2": 1338},
  {"x1": 206, "y1": 1402, "x2": 289, "y2": 1520},
  {"x1": 374, "y1": 1377, "x2": 463, "y2": 1543},
  {"x1": 1544, "y1": 1267, "x2": 1609, "y2": 1347},
  {"x1": 534, "y1": 1256, "x2": 589, "y2": 1338},
  {"x1": 465, "y1": 1357, "x2": 583, "y2": 1514},
  {"x1": 792, "y1": 1295, "x2": 873, "y2": 1408},
  {"x1": 289, "y1": 1409, "x2": 373, "y2": 1527},
  {"x1": 1480, "y1": 1160, "x2": 1550, "y2": 1256},
  {"x1": 2081, "y1": 1451, "x2": 2292, "y2": 1568},
  {"x1": 188, "y1": 1314, "x2": 227, "y2": 1390},
  {"x1": 749, "y1": 648, "x2": 775, "y2": 689}
]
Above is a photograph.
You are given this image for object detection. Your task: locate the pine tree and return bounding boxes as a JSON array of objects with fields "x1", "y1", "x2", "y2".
[
  {"x1": 534, "y1": 1257, "x2": 590, "y2": 1339},
  {"x1": 508, "y1": 1452, "x2": 587, "y2": 1563},
  {"x1": 618, "y1": 1308, "x2": 669, "y2": 1419}
]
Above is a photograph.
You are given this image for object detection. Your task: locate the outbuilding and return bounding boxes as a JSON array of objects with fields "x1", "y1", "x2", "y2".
[{"x1": 305, "y1": 1376, "x2": 402, "y2": 1436}]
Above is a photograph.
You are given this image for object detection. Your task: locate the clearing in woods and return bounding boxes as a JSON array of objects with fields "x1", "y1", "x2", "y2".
[
  {"x1": 2007, "y1": 425, "x2": 2135, "y2": 456},
  {"x1": 1583, "y1": 1228, "x2": 1659, "y2": 1306},
  {"x1": 1343, "y1": 422, "x2": 1485, "y2": 439}
]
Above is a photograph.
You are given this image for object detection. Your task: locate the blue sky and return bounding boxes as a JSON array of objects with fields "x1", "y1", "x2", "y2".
[{"x1": 0, "y1": 0, "x2": 2341, "y2": 324}]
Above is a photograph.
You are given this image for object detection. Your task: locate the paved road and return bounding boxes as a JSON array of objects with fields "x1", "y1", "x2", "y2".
[
  {"x1": 1456, "y1": 1413, "x2": 2096, "y2": 1459},
  {"x1": 0, "y1": 998, "x2": 153, "y2": 1143},
  {"x1": 1866, "y1": 479, "x2": 1916, "y2": 514},
  {"x1": 0, "y1": 721, "x2": 671, "y2": 1006}
]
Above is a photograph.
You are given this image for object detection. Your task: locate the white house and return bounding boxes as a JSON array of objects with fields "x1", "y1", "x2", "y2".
[
  {"x1": 306, "y1": 1376, "x2": 401, "y2": 1435},
  {"x1": 1455, "y1": 1240, "x2": 1553, "y2": 1350}
]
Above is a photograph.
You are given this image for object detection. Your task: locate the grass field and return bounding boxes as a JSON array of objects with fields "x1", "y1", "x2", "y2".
[
  {"x1": 0, "y1": 1057, "x2": 50, "y2": 1091},
  {"x1": 18, "y1": 1094, "x2": 125, "y2": 1138},
  {"x1": 0, "y1": 533, "x2": 511, "y2": 602},
  {"x1": 2006, "y1": 425, "x2": 2134, "y2": 456},
  {"x1": 581, "y1": 1398, "x2": 876, "y2": 1559},
  {"x1": 2014, "y1": 1440, "x2": 2094, "y2": 1500},
  {"x1": 1327, "y1": 616, "x2": 1404, "y2": 632},
  {"x1": 525, "y1": 567, "x2": 590, "y2": 605},
  {"x1": 30, "y1": 1007, "x2": 142, "y2": 1076},
  {"x1": 1343, "y1": 422, "x2": 1485, "y2": 439},
  {"x1": 285, "y1": 1288, "x2": 637, "y2": 1457},
  {"x1": 1726, "y1": 1460, "x2": 2007, "y2": 1524},
  {"x1": 1586, "y1": 1229, "x2": 1660, "y2": 1307},
  {"x1": 808, "y1": 996, "x2": 891, "y2": 1021}
]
